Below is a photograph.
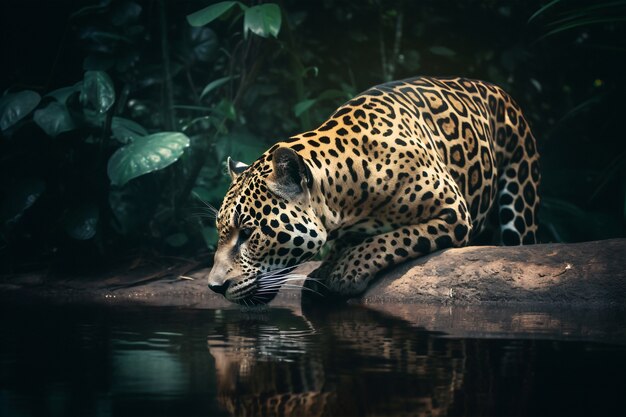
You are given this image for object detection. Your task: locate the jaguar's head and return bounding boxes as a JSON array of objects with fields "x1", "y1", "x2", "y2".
[{"x1": 207, "y1": 147, "x2": 327, "y2": 305}]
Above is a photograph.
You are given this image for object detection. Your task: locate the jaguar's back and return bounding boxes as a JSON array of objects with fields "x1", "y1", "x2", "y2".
[{"x1": 287, "y1": 76, "x2": 539, "y2": 244}]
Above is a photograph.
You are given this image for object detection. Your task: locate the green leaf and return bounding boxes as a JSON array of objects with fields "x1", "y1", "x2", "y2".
[
  {"x1": 293, "y1": 89, "x2": 351, "y2": 117},
  {"x1": 200, "y1": 75, "x2": 234, "y2": 99},
  {"x1": 294, "y1": 99, "x2": 316, "y2": 117},
  {"x1": 111, "y1": 116, "x2": 148, "y2": 143},
  {"x1": 165, "y1": 232, "x2": 189, "y2": 247},
  {"x1": 107, "y1": 132, "x2": 191, "y2": 186},
  {"x1": 80, "y1": 71, "x2": 116, "y2": 114},
  {"x1": 188, "y1": 26, "x2": 218, "y2": 63},
  {"x1": 46, "y1": 83, "x2": 82, "y2": 104},
  {"x1": 244, "y1": 4, "x2": 281, "y2": 38},
  {"x1": 0, "y1": 179, "x2": 45, "y2": 226},
  {"x1": 528, "y1": 0, "x2": 561, "y2": 22},
  {"x1": 0, "y1": 90, "x2": 41, "y2": 131},
  {"x1": 82, "y1": 109, "x2": 107, "y2": 128},
  {"x1": 540, "y1": 17, "x2": 626, "y2": 39},
  {"x1": 429, "y1": 46, "x2": 456, "y2": 57},
  {"x1": 186, "y1": 1, "x2": 242, "y2": 27},
  {"x1": 64, "y1": 203, "x2": 99, "y2": 240},
  {"x1": 213, "y1": 99, "x2": 236, "y2": 121},
  {"x1": 83, "y1": 31, "x2": 134, "y2": 44},
  {"x1": 33, "y1": 102, "x2": 76, "y2": 137},
  {"x1": 530, "y1": 78, "x2": 542, "y2": 92}
]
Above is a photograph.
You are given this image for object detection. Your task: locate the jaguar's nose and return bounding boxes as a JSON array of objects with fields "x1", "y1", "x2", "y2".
[{"x1": 208, "y1": 280, "x2": 231, "y2": 295}]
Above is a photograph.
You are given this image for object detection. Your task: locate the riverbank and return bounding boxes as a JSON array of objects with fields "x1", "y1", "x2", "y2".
[{"x1": 2, "y1": 239, "x2": 625, "y2": 342}]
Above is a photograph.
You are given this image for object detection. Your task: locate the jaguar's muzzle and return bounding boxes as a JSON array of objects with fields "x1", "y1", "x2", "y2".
[{"x1": 208, "y1": 274, "x2": 281, "y2": 306}]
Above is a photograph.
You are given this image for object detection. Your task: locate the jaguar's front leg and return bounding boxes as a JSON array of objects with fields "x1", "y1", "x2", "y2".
[
  {"x1": 312, "y1": 204, "x2": 472, "y2": 298},
  {"x1": 305, "y1": 233, "x2": 367, "y2": 298}
]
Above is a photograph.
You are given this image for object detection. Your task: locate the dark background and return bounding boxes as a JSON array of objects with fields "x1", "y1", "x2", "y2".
[{"x1": 1, "y1": 0, "x2": 625, "y2": 274}]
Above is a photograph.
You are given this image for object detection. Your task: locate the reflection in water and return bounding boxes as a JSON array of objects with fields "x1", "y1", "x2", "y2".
[
  {"x1": 209, "y1": 310, "x2": 329, "y2": 416},
  {"x1": 208, "y1": 306, "x2": 466, "y2": 416},
  {"x1": 0, "y1": 304, "x2": 624, "y2": 417},
  {"x1": 207, "y1": 306, "x2": 626, "y2": 417}
]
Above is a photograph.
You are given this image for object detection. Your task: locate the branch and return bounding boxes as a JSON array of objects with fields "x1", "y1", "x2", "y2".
[
  {"x1": 359, "y1": 239, "x2": 626, "y2": 306},
  {"x1": 158, "y1": 0, "x2": 177, "y2": 131}
]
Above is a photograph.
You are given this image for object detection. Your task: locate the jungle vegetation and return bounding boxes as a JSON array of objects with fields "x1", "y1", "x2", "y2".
[{"x1": 1, "y1": 0, "x2": 624, "y2": 272}]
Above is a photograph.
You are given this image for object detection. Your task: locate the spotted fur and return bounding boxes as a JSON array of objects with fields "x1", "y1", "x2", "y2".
[{"x1": 207, "y1": 76, "x2": 540, "y2": 304}]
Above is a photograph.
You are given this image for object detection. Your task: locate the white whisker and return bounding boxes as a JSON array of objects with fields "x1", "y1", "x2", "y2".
[
  {"x1": 267, "y1": 275, "x2": 329, "y2": 289},
  {"x1": 191, "y1": 195, "x2": 220, "y2": 216},
  {"x1": 283, "y1": 285, "x2": 324, "y2": 297},
  {"x1": 189, "y1": 213, "x2": 217, "y2": 221}
]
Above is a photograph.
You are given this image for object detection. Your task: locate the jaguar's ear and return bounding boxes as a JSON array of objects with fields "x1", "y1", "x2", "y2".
[
  {"x1": 227, "y1": 156, "x2": 249, "y2": 181},
  {"x1": 267, "y1": 147, "x2": 313, "y2": 201}
]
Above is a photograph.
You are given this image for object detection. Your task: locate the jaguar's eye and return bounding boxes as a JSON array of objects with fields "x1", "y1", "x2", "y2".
[{"x1": 238, "y1": 227, "x2": 253, "y2": 243}]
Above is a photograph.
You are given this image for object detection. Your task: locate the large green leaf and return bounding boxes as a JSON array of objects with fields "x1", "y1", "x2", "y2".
[
  {"x1": 46, "y1": 83, "x2": 82, "y2": 104},
  {"x1": 64, "y1": 203, "x2": 99, "y2": 240},
  {"x1": 107, "y1": 132, "x2": 191, "y2": 186},
  {"x1": 0, "y1": 90, "x2": 41, "y2": 131},
  {"x1": 244, "y1": 4, "x2": 281, "y2": 38},
  {"x1": 33, "y1": 102, "x2": 76, "y2": 137},
  {"x1": 111, "y1": 116, "x2": 148, "y2": 143},
  {"x1": 186, "y1": 1, "x2": 242, "y2": 27},
  {"x1": 80, "y1": 71, "x2": 116, "y2": 114}
]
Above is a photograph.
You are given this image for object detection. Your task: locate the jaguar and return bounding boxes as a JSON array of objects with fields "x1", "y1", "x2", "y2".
[{"x1": 207, "y1": 76, "x2": 540, "y2": 304}]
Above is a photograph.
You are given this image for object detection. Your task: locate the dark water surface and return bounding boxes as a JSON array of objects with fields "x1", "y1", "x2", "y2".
[{"x1": 1, "y1": 303, "x2": 625, "y2": 417}]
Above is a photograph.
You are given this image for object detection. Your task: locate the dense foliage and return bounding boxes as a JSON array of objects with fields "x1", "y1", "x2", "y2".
[{"x1": 1, "y1": 0, "x2": 625, "y2": 271}]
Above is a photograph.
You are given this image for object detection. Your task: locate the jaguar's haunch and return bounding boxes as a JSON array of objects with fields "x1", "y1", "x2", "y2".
[{"x1": 207, "y1": 76, "x2": 540, "y2": 304}]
